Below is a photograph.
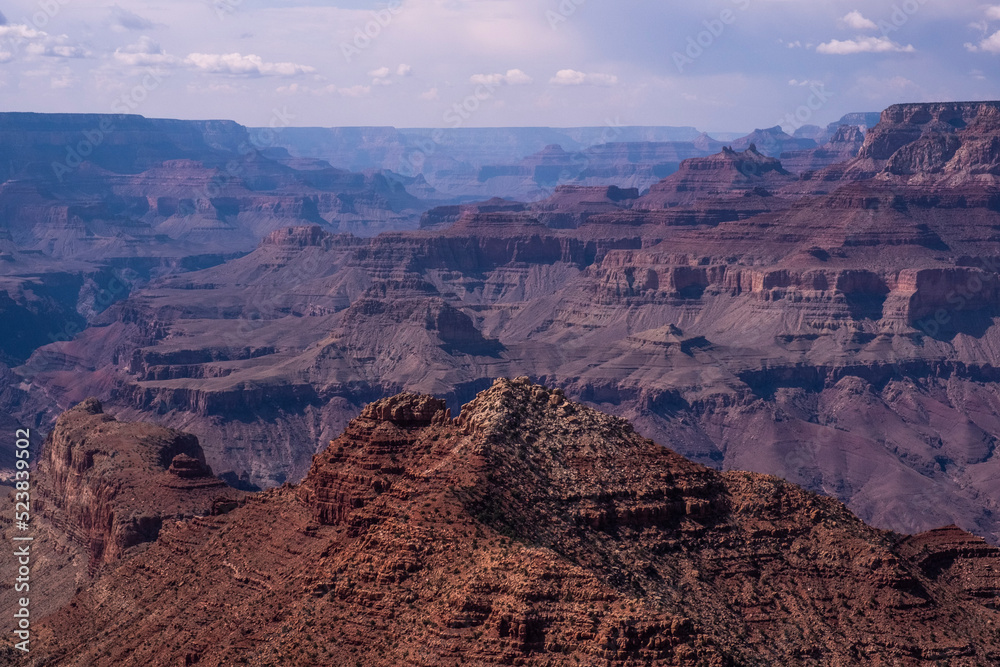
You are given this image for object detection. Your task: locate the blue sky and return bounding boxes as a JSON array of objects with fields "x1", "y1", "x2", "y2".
[{"x1": 0, "y1": 0, "x2": 998, "y2": 132}]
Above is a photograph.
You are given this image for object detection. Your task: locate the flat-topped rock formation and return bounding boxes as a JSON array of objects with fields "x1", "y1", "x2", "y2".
[
  {"x1": 33, "y1": 397, "x2": 244, "y2": 568},
  {"x1": 0, "y1": 398, "x2": 245, "y2": 624}
]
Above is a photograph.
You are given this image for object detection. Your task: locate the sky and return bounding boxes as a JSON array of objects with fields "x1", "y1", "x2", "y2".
[{"x1": 0, "y1": 0, "x2": 998, "y2": 132}]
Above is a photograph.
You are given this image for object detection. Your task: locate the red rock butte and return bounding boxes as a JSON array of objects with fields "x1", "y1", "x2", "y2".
[{"x1": 12, "y1": 379, "x2": 1000, "y2": 665}]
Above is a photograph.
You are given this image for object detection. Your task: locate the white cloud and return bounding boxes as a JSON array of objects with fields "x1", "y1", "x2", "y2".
[
  {"x1": 0, "y1": 23, "x2": 89, "y2": 59},
  {"x1": 966, "y1": 30, "x2": 1000, "y2": 53},
  {"x1": 186, "y1": 81, "x2": 243, "y2": 95},
  {"x1": 549, "y1": 69, "x2": 618, "y2": 86},
  {"x1": 24, "y1": 41, "x2": 87, "y2": 58},
  {"x1": 469, "y1": 68, "x2": 533, "y2": 86},
  {"x1": 113, "y1": 37, "x2": 179, "y2": 67},
  {"x1": 370, "y1": 66, "x2": 392, "y2": 85},
  {"x1": 816, "y1": 37, "x2": 915, "y2": 54},
  {"x1": 840, "y1": 11, "x2": 877, "y2": 31},
  {"x1": 338, "y1": 84, "x2": 370, "y2": 97},
  {"x1": 419, "y1": 87, "x2": 439, "y2": 100},
  {"x1": 502, "y1": 68, "x2": 533, "y2": 85},
  {"x1": 369, "y1": 64, "x2": 411, "y2": 85},
  {"x1": 987, "y1": 6, "x2": 1000, "y2": 20},
  {"x1": 277, "y1": 82, "x2": 376, "y2": 97},
  {"x1": 184, "y1": 52, "x2": 315, "y2": 76},
  {"x1": 49, "y1": 72, "x2": 73, "y2": 88},
  {"x1": 277, "y1": 82, "x2": 330, "y2": 95}
]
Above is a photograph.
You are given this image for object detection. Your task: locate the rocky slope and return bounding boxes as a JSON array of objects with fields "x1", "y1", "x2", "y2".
[
  {"x1": 0, "y1": 397, "x2": 245, "y2": 621},
  {"x1": 820, "y1": 101, "x2": 1000, "y2": 185},
  {"x1": 0, "y1": 113, "x2": 427, "y2": 260},
  {"x1": 0, "y1": 113, "x2": 433, "y2": 447},
  {"x1": 19, "y1": 380, "x2": 1000, "y2": 665}
]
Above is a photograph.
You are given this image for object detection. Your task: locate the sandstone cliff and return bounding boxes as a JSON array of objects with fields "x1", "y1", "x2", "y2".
[
  {"x1": 35, "y1": 397, "x2": 242, "y2": 565},
  {"x1": 0, "y1": 398, "x2": 245, "y2": 626},
  {"x1": 24, "y1": 381, "x2": 1000, "y2": 665}
]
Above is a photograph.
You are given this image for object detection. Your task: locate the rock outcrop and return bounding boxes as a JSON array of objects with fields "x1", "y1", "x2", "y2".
[
  {"x1": 32, "y1": 397, "x2": 245, "y2": 569},
  {"x1": 0, "y1": 398, "x2": 246, "y2": 624},
  {"x1": 25, "y1": 381, "x2": 1000, "y2": 665},
  {"x1": 826, "y1": 101, "x2": 1000, "y2": 183},
  {"x1": 728, "y1": 125, "x2": 817, "y2": 156},
  {"x1": 781, "y1": 125, "x2": 866, "y2": 174},
  {"x1": 637, "y1": 144, "x2": 796, "y2": 207}
]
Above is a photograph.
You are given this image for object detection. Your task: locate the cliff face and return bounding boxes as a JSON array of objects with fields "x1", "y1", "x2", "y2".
[
  {"x1": 0, "y1": 112, "x2": 427, "y2": 265},
  {"x1": 12, "y1": 100, "x2": 1000, "y2": 552},
  {"x1": 824, "y1": 102, "x2": 1000, "y2": 184},
  {"x1": 859, "y1": 103, "x2": 1000, "y2": 160},
  {"x1": 0, "y1": 398, "x2": 245, "y2": 625},
  {"x1": 780, "y1": 125, "x2": 866, "y2": 174},
  {"x1": 0, "y1": 113, "x2": 251, "y2": 179},
  {"x1": 638, "y1": 145, "x2": 796, "y2": 208},
  {"x1": 33, "y1": 397, "x2": 244, "y2": 569},
  {"x1": 880, "y1": 104, "x2": 1000, "y2": 186},
  {"x1": 27, "y1": 381, "x2": 1000, "y2": 665}
]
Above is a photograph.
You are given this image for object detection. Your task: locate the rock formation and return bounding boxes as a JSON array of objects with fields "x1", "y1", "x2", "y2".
[
  {"x1": 0, "y1": 397, "x2": 245, "y2": 622},
  {"x1": 780, "y1": 125, "x2": 867, "y2": 174},
  {"x1": 637, "y1": 144, "x2": 796, "y2": 208},
  {"x1": 21, "y1": 381, "x2": 1000, "y2": 665},
  {"x1": 9, "y1": 101, "x2": 1000, "y2": 556},
  {"x1": 728, "y1": 125, "x2": 817, "y2": 156}
]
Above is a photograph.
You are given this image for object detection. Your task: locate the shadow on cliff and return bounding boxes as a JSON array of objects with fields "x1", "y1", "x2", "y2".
[{"x1": 916, "y1": 309, "x2": 997, "y2": 342}]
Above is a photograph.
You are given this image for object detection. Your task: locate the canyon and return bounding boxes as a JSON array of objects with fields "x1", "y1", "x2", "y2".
[
  {"x1": 10, "y1": 102, "x2": 1000, "y2": 551},
  {"x1": 9, "y1": 380, "x2": 1000, "y2": 665},
  {"x1": 5, "y1": 102, "x2": 1000, "y2": 551}
]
